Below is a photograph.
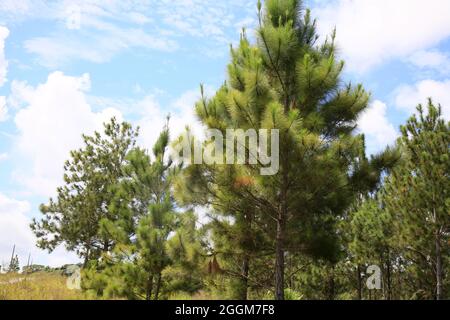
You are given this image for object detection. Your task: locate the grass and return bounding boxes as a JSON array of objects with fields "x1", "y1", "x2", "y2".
[
  {"x1": 168, "y1": 291, "x2": 216, "y2": 300},
  {"x1": 0, "y1": 272, "x2": 204, "y2": 300},
  {"x1": 0, "y1": 272, "x2": 87, "y2": 300},
  {"x1": 0, "y1": 273, "x2": 247, "y2": 300}
]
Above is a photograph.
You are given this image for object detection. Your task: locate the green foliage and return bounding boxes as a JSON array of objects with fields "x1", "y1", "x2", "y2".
[
  {"x1": 165, "y1": 211, "x2": 206, "y2": 294},
  {"x1": 382, "y1": 101, "x2": 449, "y2": 300},
  {"x1": 31, "y1": 118, "x2": 139, "y2": 265},
  {"x1": 83, "y1": 125, "x2": 206, "y2": 300},
  {"x1": 27, "y1": 1, "x2": 449, "y2": 301},
  {"x1": 177, "y1": 0, "x2": 380, "y2": 300},
  {"x1": 284, "y1": 288, "x2": 303, "y2": 300}
]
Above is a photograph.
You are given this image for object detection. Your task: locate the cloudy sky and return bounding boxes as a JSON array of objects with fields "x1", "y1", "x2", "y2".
[{"x1": 0, "y1": 0, "x2": 449, "y2": 267}]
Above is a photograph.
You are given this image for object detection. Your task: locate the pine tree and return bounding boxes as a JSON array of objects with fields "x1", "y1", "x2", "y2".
[
  {"x1": 348, "y1": 199, "x2": 396, "y2": 299},
  {"x1": 83, "y1": 123, "x2": 196, "y2": 300},
  {"x1": 165, "y1": 210, "x2": 206, "y2": 295},
  {"x1": 31, "y1": 118, "x2": 139, "y2": 266},
  {"x1": 178, "y1": 0, "x2": 375, "y2": 299},
  {"x1": 338, "y1": 136, "x2": 400, "y2": 300},
  {"x1": 174, "y1": 129, "x2": 269, "y2": 300},
  {"x1": 382, "y1": 101, "x2": 449, "y2": 300},
  {"x1": 206, "y1": 205, "x2": 270, "y2": 299}
]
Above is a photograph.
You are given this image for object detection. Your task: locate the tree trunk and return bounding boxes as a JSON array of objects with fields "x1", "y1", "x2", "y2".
[
  {"x1": 435, "y1": 230, "x2": 443, "y2": 301},
  {"x1": 237, "y1": 208, "x2": 252, "y2": 300},
  {"x1": 146, "y1": 275, "x2": 153, "y2": 301},
  {"x1": 386, "y1": 256, "x2": 392, "y2": 300},
  {"x1": 154, "y1": 273, "x2": 162, "y2": 300},
  {"x1": 237, "y1": 255, "x2": 250, "y2": 300},
  {"x1": 83, "y1": 246, "x2": 91, "y2": 268},
  {"x1": 275, "y1": 217, "x2": 285, "y2": 300},
  {"x1": 327, "y1": 266, "x2": 336, "y2": 300},
  {"x1": 275, "y1": 154, "x2": 288, "y2": 301},
  {"x1": 357, "y1": 264, "x2": 363, "y2": 300}
]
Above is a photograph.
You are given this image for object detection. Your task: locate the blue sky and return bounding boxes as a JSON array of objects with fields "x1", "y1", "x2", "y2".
[{"x1": 0, "y1": 0, "x2": 449, "y2": 267}]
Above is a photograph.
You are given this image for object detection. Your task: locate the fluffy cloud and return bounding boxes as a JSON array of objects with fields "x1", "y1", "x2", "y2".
[
  {"x1": 0, "y1": 96, "x2": 7, "y2": 121},
  {"x1": 0, "y1": 26, "x2": 8, "y2": 122},
  {"x1": 407, "y1": 50, "x2": 450, "y2": 73},
  {"x1": 0, "y1": 192, "x2": 80, "y2": 268},
  {"x1": 394, "y1": 79, "x2": 450, "y2": 119},
  {"x1": 0, "y1": 1, "x2": 48, "y2": 23},
  {"x1": 0, "y1": 26, "x2": 8, "y2": 87},
  {"x1": 24, "y1": 26, "x2": 177, "y2": 68},
  {"x1": 357, "y1": 100, "x2": 399, "y2": 154},
  {"x1": 314, "y1": 0, "x2": 450, "y2": 73},
  {"x1": 4, "y1": 79, "x2": 209, "y2": 266},
  {"x1": 9, "y1": 70, "x2": 211, "y2": 196},
  {"x1": 13, "y1": 71, "x2": 122, "y2": 197},
  {"x1": 12, "y1": 1, "x2": 255, "y2": 66},
  {"x1": 136, "y1": 87, "x2": 212, "y2": 153},
  {"x1": 0, "y1": 193, "x2": 34, "y2": 268},
  {"x1": 21, "y1": 2, "x2": 179, "y2": 67}
]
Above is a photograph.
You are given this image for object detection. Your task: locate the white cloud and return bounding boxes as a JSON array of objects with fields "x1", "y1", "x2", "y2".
[
  {"x1": 0, "y1": 26, "x2": 9, "y2": 122},
  {"x1": 3, "y1": 82, "x2": 210, "y2": 267},
  {"x1": 394, "y1": 79, "x2": 450, "y2": 120},
  {"x1": 136, "y1": 87, "x2": 211, "y2": 153},
  {"x1": 6, "y1": 79, "x2": 34, "y2": 109},
  {"x1": 314, "y1": 0, "x2": 450, "y2": 73},
  {"x1": 89, "y1": 85, "x2": 213, "y2": 157},
  {"x1": 0, "y1": 192, "x2": 80, "y2": 268},
  {"x1": 0, "y1": 1, "x2": 49, "y2": 24},
  {"x1": 0, "y1": 96, "x2": 7, "y2": 121},
  {"x1": 24, "y1": 26, "x2": 177, "y2": 68},
  {"x1": 407, "y1": 50, "x2": 450, "y2": 74},
  {"x1": 5, "y1": 1, "x2": 255, "y2": 66},
  {"x1": 0, "y1": 25, "x2": 9, "y2": 87},
  {"x1": 21, "y1": 1, "x2": 179, "y2": 67},
  {"x1": 12, "y1": 71, "x2": 122, "y2": 197},
  {"x1": 358, "y1": 100, "x2": 399, "y2": 154},
  {"x1": 9, "y1": 71, "x2": 212, "y2": 196}
]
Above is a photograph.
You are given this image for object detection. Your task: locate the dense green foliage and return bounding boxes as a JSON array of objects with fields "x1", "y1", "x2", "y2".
[
  {"x1": 382, "y1": 101, "x2": 449, "y2": 300},
  {"x1": 31, "y1": 118, "x2": 139, "y2": 266}
]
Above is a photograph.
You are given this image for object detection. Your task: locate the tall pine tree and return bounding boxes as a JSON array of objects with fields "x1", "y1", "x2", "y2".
[
  {"x1": 83, "y1": 123, "x2": 200, "y2": 300},
  {"x1": 382, "y1": 100, "x2": 449, "y2": 300},
  {"x1": 178, "y1": 0, "x2": 374, "y2": 299},
  {"x1": 31, "y1": 118, "x2": 138, "y2": 266}
]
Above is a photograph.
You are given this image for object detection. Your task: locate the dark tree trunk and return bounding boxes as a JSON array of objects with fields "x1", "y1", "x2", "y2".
[
  {"x1": 83, "y1": 245, "x2": 91, "y2": 268},
  {"x1": 435, "y1": 230, "x2": 443, "y2": 300},
  {"x1": 239, "y1": 255, "x2": 250, "y2": 300},
  {"x1": 242, "y1": 255, "x2": 250, "y2": 300},
  {"x1": 154, "y1": 273, "x2": 162, "y2": 300},
  {"x1": 327, "y1": 267, "x2": 336, "y2": 300},
  {"x1": 357, "y1": 264, "x2": 363, "y2": 300},
  {"x1": 237, "y1": 208, "x2": 252, "y2": 300},
  {"x1": 146, "y1": 275, "x2": 153, "y2": 301},
  {"x1": 275, "y1": 156, "x2": 288, "y2": 301},
  {"x1": 386, "y1": 256, "x2": 392, "y2": 300},
  {"x1": 275, "y1": 217, "x2": 285, "y2": 300}
]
